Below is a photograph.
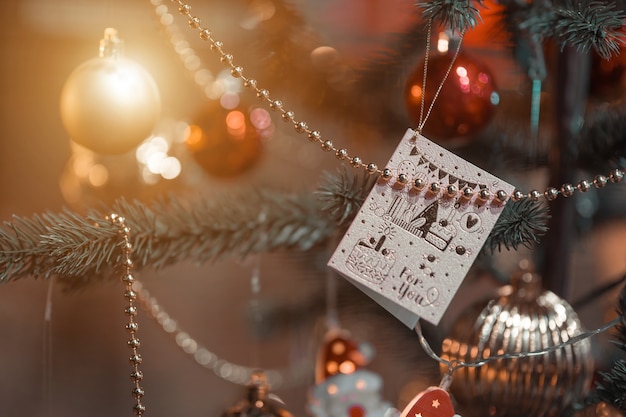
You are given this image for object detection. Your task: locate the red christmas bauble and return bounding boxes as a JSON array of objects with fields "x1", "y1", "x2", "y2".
[
  {"x1": 589, "y1": 50, "x2": 626, "y2": 100},
  {"x1": 185, "y1": 101, "x2": 270, "y2": 178},
  {"x1": 405, "y1": 52, "x2": 499, "y2": 141}
]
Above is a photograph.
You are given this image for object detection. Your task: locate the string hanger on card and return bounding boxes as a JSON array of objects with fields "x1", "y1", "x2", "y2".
[{"x1": 417, "y1": 21, "x2": 465, "y2": 134}]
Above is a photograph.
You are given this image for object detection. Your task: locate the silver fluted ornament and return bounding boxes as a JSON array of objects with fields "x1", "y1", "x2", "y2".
[{"x1": 441, "y1": 268, "x2": 594, "y2": 417}]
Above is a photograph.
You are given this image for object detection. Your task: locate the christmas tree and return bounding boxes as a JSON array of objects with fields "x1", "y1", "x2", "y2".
[{"x1": 0, "y1": 0, "x2": 625, "y2": 416}]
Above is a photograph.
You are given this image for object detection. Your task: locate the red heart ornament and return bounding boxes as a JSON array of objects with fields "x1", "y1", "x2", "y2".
[{"x1": 399, "y1": 387, "x2": 455, "y2": 417}]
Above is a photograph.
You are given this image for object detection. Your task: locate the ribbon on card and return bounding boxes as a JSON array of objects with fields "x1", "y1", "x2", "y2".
[{"x1": 328, "y1": 129, "x2": 514, "y2": 326}]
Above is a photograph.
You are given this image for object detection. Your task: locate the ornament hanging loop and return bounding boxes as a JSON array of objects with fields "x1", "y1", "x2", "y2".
[
  {"x1": 99, "y1": 28, "x2": 124, "y2": 58},
  {"x1": 438, "y1": 365, "x2": 456, "y2": 391},
  {"x1": 417, "y1": 21, "x2": 466, "y2": 133}
]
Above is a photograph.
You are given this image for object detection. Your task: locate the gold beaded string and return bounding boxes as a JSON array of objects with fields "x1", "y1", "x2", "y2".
[
  {"x1": 166, "y1": 0, "x2": 625, "y2": 203},
  {"x1": 133, "y1": 280, "x2": 310, "y2": 388},
  {"x1": 110, "y1": 214, "x2": 146, "y2": 416}
]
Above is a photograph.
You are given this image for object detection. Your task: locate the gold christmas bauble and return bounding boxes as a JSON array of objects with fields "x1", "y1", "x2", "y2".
[
  {"x1": 60, "y1": 55, "x2": 161, "y2": 154},
  {"x1": 441, "y1": 269, "x2": 594, "y2": 417},
  {"x1": 184, "y1": 101, "x2": 265, "y2": 178}
]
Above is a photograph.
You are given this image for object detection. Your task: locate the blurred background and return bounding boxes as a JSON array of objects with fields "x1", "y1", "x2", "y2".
[{"x1": 0, "y1": 0, "x2": 625, "y2": 416}]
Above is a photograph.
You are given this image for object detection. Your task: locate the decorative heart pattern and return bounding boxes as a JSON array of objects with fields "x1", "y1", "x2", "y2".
[
  {"x1": 399, "y1": 387, "x2": 455, "y2": 417},
  {"x1": 465, "y1": 215, "x2": 478, "y2": 229},
  {"x1": 328, "y1": 129, "x2": 514, "y2": 326}
]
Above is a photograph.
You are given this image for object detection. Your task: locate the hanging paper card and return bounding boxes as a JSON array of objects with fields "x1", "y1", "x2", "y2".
[{"x1": 328, "y1": 129, "x2": 514, "y2": 326}]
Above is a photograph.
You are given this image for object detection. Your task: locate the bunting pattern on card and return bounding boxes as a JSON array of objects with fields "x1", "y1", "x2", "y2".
[{"x1": 328, "y1": 129, "x2": 514, "y2": 326}]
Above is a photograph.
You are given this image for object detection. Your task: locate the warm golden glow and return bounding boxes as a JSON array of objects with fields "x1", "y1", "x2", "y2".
[
  {"x1": 437, "y1": 32, "x2": 449, "y2": 53},
  {"x1": 355, "y1": 379, "x2": 367, "y2": 390},
  {"x1": 60, "y1": 53, "x2": 161, "y2": 154},
  {"x1": 326, "y1": 360, "x2": 339, "y2": 374},
  {"x1": 134, "y1": 135, "x2": 181, "y2": 181},
  {"x1": 410, "y1": 85, "x2": 422, "y2": 99},
  {"x1": 327, "y1": 384, "x2": 339, "y2": 395},
  {"x1": 225, "y1": 110, "x2": 246, "y2": 139},
  {"x1": 331, "y1": 341, "x2": 346, "y2": 355},
  {"x1": 339, "y1": 360, "x2": 356, "y2": 374},
  {"x1": 184, "y1": 125, "x2": 204, "y2": 148},
  {"x1": 88, "y1": 164, "x2": 108, "y2": 187},
  {"x1": 159, "y1": 157, "x2": 181, "y2": 180}
]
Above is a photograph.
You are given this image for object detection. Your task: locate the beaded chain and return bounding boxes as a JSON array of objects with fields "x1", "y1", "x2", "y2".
[
  {"x1": 110, "y1": 214, "x2": 146, "y2": 416},
  {"x1": 134, "y1": 281, "x2": 310, "y2": 389},
  {"x1": 167, "y1": 0, "x2": 624, "y2": 203}
]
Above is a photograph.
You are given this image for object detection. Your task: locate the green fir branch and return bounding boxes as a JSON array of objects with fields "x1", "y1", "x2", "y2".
[
  {"x1": 318, "y1": 169, "x2": 550, "y2": 252},
  {"x1": 419, "y1": 0, "x2": 483, "y2": 33},
  {"x1": 316, "y1": 169, "x2": 378, "y2": 229},
  {"x1": 484, "y1": 199, "x2": 551, "y2": 253},
  {"x1": 0, "y1": 191, "x2": 333, "y2": 289},
  {"x1": 579, "y1": 102, "x2": 626, "y2": 171},
  {"x1": 617, "y1": 281, "x2": 626, "y2": 349},
  {"x1": 518, "y1": 0, "x2": 625, "y2": 59},
  {"x1": 596, "y1": 360, "x2": 626, "y2": 411},
  {"x1": 0, "y1": 171, "x2": 552, "y2": 288},
  {"x1": 584, "y1": 283, "x2": 626, "y2": 413},
  {"x1": 566, "y1": 281, "x2": 626, "y2": 415},
  {"x1": 553, "y1": 1, "x2": 625, "y2": 60}
]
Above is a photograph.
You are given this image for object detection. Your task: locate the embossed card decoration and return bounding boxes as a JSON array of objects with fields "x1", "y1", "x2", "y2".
[{"x1": 328, "y1": 129, "x2": 515, "y2": 326}]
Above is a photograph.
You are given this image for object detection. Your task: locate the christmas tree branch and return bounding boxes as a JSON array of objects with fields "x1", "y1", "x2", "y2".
[
  {"x1": 484, "y1": 199, "x2": 551, "y2": 253},
  {"x1": 553, "y1": 1, "x2": 625, "y2": 59},
  {"x1": 419, "y1": 0, "x2": 483, "y2": 33},
  {"x1": 0, "y1": 171, "x2": 550, "y2": 288},
  {"x1": 316, "y1": 168, "x2": 379, "y2": 229},
  {"x1": 579, "y1": 101, "x2": 626, "y2": 171},
  {"x1": 593, "y1": 283, "x2": 626, "y2": 412},
  {"x1": 0, "y1": 191, "x2": 332, "y2": 290},
  {"x1": 419, "y1": 0, "x2": 624, "y2": 58}
]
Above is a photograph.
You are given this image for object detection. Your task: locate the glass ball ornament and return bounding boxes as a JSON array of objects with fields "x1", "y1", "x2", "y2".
[
  {"x1": 221, "y1": 371, "x2": 293, "y2": 417},
  {"x1": 184, "y1": 99, "x2": 269, "y2": 178},
  {"x1": 441, "y1": 268, "x2": 594, "y2": 417},
  {"x1": 60, "y1": 28, "x2": 161, "y2": 155},
  {"x1": 405, "y1": 51, "x2": 499, "y2": 141}
]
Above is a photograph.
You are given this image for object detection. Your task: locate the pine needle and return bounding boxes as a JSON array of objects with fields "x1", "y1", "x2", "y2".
[
  {"x1": 0, "y1": 190, "x2": 334, "y2": 290},
  {"x1": 579, "y1": 102, "x2": 626, "y2": 171},
  {"x1": 316, "y1": 169, "x2": 378, "y2": 229},
  {"x1": 484, "y1": 199, "x2": 550, "y2": 253},
  {"x1": 0, "y1": 171, "x2": 552, "y2": 288},
  {"x1": 419, "y1": 0, "x2": 483, "y2": 33},
  {"x1": 596, "y1": 359, "x2": 626, "y2": 411},
  {"x1": 553, "y1": 1, "x2": 625, "y2": 60},
  {"x1": 518, "y1": 0, "x2": 625, "y2": 59}
]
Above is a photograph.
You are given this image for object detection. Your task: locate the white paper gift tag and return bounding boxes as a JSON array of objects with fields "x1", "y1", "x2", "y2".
[{"x1": 328, "y1": 129, "x2": 514, "y2": 326}]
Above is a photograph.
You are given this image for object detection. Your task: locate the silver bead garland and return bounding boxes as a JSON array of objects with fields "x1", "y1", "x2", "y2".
[
  {"x1": 161, "y1": 0, "x2": 625, "y2": 203},
  {"x1": 110, "y1": 214, "x2": 146, "y2": 416},
  {"x1": 133, "y1": 281, "x2": 310, "y2": 388}
]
